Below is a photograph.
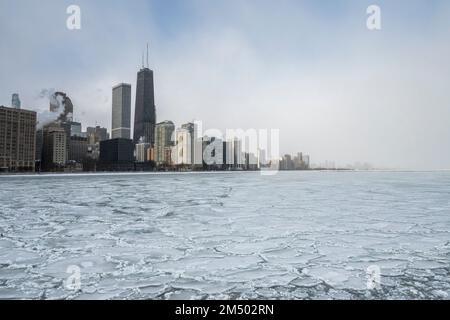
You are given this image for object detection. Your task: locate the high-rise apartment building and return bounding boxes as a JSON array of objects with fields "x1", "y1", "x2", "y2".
[
  {"x1": 135, "y1": 142, "x2": 151, "y2": 163},
  {"x1": 0, "y1": 106, "x2": 36, "y2": 172},
  {"x1": 154, "y1": 121, "x2": 174, "y2": 165},
  {"x1": 174, "y1": 128, "x2": 192, "y2": 165},
  {"x1": 224, "y1": 138, "x2": 243, "y2": 169},
  {"x1": 181, "y1": 122, "x2": 197, "y2": 165},
  {"x1": 112, "y1": 83, "x2": 131, "y2": 139},
  {"x1": 42, "y1": 125, "x2": 67, "y2": 170}
]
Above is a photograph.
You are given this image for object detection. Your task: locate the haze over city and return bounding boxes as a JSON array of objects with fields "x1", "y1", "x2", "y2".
[{"x1": 1, "y1": 0, "x2": 450, "y2": 169}]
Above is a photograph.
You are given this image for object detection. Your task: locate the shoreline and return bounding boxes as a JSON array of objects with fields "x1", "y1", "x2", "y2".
[{"x1": 1, "y1": 169, "x2": 450, "y2": 178}]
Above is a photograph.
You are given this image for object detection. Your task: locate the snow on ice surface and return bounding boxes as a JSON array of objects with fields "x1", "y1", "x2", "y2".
[{"x1": 0, "y1": 171, "x2": 450, "y2": 300}]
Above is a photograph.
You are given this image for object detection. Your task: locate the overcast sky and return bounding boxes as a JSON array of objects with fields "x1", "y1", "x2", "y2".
[{"x1": 1, "y1": 0, "x2": 450, "y2": 169}]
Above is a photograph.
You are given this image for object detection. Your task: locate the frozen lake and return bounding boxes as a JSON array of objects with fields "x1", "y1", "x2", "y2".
[{"x1": 0, "y1": 171, "x2": 449, "y2": 300}]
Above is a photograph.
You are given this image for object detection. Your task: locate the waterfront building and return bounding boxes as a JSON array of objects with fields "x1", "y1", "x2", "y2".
[
  {"x1": 0, "y1": 105, "x2": 36, "y2": 172},
  {"x1": 136, "y1": 142, "x2": 152, "y2": 163},
  {"x1": 87, "y1": 126, "x2": 109, "y2": 144},
  {"x1": 154, "y1": 121, "x2": 175, "y2": 166},
  {"x1": 111, "y1": 83, "x2": 132, "y2": 139},
  {"x1": 134, "y1": 61, "x2": 156, "y2": 145},
  {"x1": 174, "y1": 128, "x2": 192, "y2": 166},
  {"x1": 68, "y1": 135, "x2": 88, "y2": 163},
  {"x1": 202, "y1": 136, "x2": 224, "y2": 169},
  {"x1": 42, "y1": 125, "x2": 67, "y2": 171},
  {"x1": 98, "y1": 138, "x2": 134, "y2": 171}
]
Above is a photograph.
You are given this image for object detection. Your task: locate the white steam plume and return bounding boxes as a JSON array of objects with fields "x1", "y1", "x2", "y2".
[{"x1": 36, "y1": 89, "x2": 66, "y2": 130}]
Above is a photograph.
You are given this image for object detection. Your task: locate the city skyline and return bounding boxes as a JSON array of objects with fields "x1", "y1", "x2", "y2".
[
  {"x1": 1, "y1": 0, "x2": 450, "y2": 169},
  {"x1": 2, "y1": 1, "x2": 450, "y2": 305}
]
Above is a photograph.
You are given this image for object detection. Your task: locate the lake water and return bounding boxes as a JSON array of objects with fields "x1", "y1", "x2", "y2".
[{"x1": 0, "y1": 171, "x2": 449, "y2": 300}]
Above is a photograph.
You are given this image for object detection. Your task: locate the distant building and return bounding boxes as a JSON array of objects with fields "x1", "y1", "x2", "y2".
[
  {"x1": 11, "y1": 94, "x2": 21, "y2": 109},
  {"x1": 258, "y1": 149, "x2": 268, "y2": 167},
  {"x1": 35, "y1": 128, "x2": 44, "y2": 167},
  {"x1": 303, "y1": 155, "x2": 310, "y2": 169},
  {"x1": 69, "y1": 136, "x2": 88, "y2": 163},
  {"x1": 86, "y1": 144, "x2": 100, "y2": 161},
  {"x1": 70, "y1": 122, "x2": 83, "y2": 137},
  {"x1": 164, "y1": 147, "x2": 173, "y2": 167},
  {"x1": 135, "y1": 142, "x2": 151, "y2": 163},
  {"x1": 0, "y1": 105, "x2": 36, "y2": 172},
  {"x1": 154, "y1": 121, "x2": 175, "y2": 166},
  {"x1": 246, "y1": 152, "x2": 259, "y2": 171},
  {"x1": 87, "y1": 126, "x2": 109, "y2": 144},
  {"x1": 224, "y1": 138, "x2": 243, "y2": 169},
  {"x1": 111, "y1": 83, "x2": 132, "y2": 139},
  {"x1": 86, "y1": 125, "x2": 109, "y2": 162},
  {"x1": 181, "y1": 123, "x2": 196, "y2": 165},
  {"x1": 292, "y1": 152, "x2": 310, "y2": 170},
  {"x1": 42, "y1": 125, "x2": 67, "y2": 171},
  {"x1": 202, "y1": 136, "x2": 224, "y2": 169},
  {"x1": 147, "y1": 147, "x2": 155, "y2": 162},
  {"x1": 60, "y1": 121, "x2": 73, "y2": 161},
  {"x1": 98, "y1": 138, "x2": 134, "y2": 171},
  {"x1": 134, "y1": 66, "x2": 156, "y2": 145},
  {"x1": 174, "y1": 128, "x2": 192, "y2": 165},
  {"x1": 224, "y1": 139, "x2": 234, "y2": 168},
  {"x1": 280, "y1": 152, "x2": 310, "y2": 170},
  {"x1": 280, "y1": 154, "x2": 294, "y2": 170}
]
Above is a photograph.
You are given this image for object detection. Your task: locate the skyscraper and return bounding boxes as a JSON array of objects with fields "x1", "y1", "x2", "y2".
[
  {"x1": 154, "y1": 121, "x2": 174, "y2": 165},
  {"x1": 70, "y1": 122, "x2": 83, "y2": 137},
  {"x1": 11, "y1": 94, "x2": 21, "y2": 109},
  {"x1": 111, "y1": 83, "x2": 132, "y2": 139},
  {"x1": 135, "y1": 142, "x2": 151, "y2": 163},
  {"x1": 181, "y1": 122, "x2": 196, "y2": 165},
  {"x1": 134, "y1": 51, "x2": 156, "y2": 145},
  {"x1": 174, "y1": 128, "x2": 192, "y2": 165},
  {"x1": 87, "y1": 126, "x2": 109, "y2": 144},
  {"x1": 0, "y1": 105, "x2": 36, "y2": 172},
  {"x1": 46, "y1": 91, "x2": 74, "y2": 163},
  {"x1": 42, "y1": 125, "x2": 67, "y2": 171}
]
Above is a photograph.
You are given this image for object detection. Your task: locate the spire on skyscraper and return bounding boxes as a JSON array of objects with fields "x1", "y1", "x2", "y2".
[
  {"x1": 134, "y1": 45, "x2": 156, "y2": 146},
  {"x1": 146, "y1": 42, "x2": 149, "y2": 68}
]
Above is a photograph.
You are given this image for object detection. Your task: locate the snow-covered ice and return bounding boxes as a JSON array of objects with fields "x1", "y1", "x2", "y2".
[{"x1": 0, "y1": 171, "x2": 449, "y2": 299}]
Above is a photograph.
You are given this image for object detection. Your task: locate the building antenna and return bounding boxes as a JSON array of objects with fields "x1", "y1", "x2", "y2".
[
  {"x1": 141, "y1": 51, "x2": 144, "y2": 69},
  {"x1": 146, "y1": 42, "x2": 149, "y2": 68}
]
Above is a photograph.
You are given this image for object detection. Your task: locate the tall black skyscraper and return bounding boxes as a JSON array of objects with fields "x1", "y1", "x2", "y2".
[{"x1": 134, "y1": 46, "x2": 156, "y2": 145}]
